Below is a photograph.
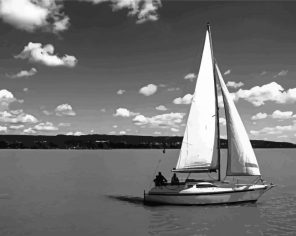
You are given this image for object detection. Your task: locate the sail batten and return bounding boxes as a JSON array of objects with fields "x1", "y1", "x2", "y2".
[
  {"x1": 215, "y1": 63, "x2": 261, "y2": 176},
  {"x1": 175, "y1": 29, "x2": 218, "y2": 172}
]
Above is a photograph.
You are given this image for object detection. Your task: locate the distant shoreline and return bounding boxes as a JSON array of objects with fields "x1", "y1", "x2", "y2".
[{"x1": 0, "y1": 134, "x2": 295, "y2": 149}]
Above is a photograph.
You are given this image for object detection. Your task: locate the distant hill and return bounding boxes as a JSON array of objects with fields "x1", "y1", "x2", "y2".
[{"x1": 0, "y1": 134, "x2": 295, "y2": 149}]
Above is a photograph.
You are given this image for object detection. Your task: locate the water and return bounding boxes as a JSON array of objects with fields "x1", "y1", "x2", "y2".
[{"x1": 0, "y1": 149, "x2": 295, "y2": 236}]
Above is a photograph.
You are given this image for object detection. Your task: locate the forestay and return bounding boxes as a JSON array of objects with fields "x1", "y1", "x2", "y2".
[
  {"x1": 175, "y1": 30, "x2": 218, "y2": 172},
  {"x1": 215, "y1": 64, "x2": 261, "y2": 176}
]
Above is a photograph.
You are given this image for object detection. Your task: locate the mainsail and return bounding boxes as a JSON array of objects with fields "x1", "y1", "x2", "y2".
[
  {"x1": 175, "y1": 29, "x2": 218, "y2": 172},
  {"x1": 215, "y1": 63, "x2": 261, "y2": 176}
]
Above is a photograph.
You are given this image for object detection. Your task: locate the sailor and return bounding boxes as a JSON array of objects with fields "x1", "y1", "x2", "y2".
[
  {"x1": 154, "y1": 172, "x2": 167, "y2": 186},
  {"x1": 171, "y1": 173, "x2": 179, "y2": 185}
]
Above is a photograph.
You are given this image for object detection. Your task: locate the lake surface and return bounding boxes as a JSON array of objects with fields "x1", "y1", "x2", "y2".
[{"x1": 0, "y1": 149, "x2": 295, "y2": 236}]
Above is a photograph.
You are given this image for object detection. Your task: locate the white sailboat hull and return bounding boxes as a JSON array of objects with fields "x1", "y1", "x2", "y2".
[{"x1": 144, "y1": 183, "x2": 272, "y2": 205}]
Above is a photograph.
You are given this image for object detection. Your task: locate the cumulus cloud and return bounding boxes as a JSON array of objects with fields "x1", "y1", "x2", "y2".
[
  {"x1": 34, "y1": 122, "x2": 58, "y2": 131},
  {"x1": 23, "y1": 88, "x2": 29, "y2": 92},
  {"x1": 0, "y1": 111, "x2": 38, "y2": 124},
  {"x1": 0, "y1": 0, "x2": 69, "y2": 33},
  {"x1": 224, "y1": 69, "x2": 231, "y2": 75},
  {"x1": 226, "y1": 81, "x2": 244, "y2": 89},
  {"x1": 250, "y1": 124, "x2": 295, "y2": 136},
  {"x1": 119, "y1": 130, "x2": 126, "y2": 135},
  {"x1": 9, "y1": 124, "x2": 25, "y2": 130},
  {"x1": 184, "y1": 73, "x2": 196, "y2": 82},
  {"x1": 55, "y1": 104, "x2": 76, "y2": 116},
  {"x1": 271, "y1": 110, "x2": 295, "y2": 120},
  {"x1": 133, "y1": 112, "x2": 185, "y2": 129},
  {"x1": 114, "y1": 108, "x2": 138, "y2": 117},
  {"x1": 15, "y1": 42, "x2": 77, "y2": 67},
  {"x1": 167, "y1": 87, "x2": 180, "y2": 92},
  {"x1": 7, "y1": 68, "x2": 37, "y2": 79},
  {"x1": 0, "y1": 89, "x2": 16, "y2": 111},
  {"x1": 139, "y1": 84, "x2": 157, "y2": 96},
  {"x1": 154, "y1": 131, "x2": 161, "y2": 135},
  {"x1": 155, "y1": 105, "x2": 167, "y2": 111},
  {"x1": 260, "y1": 71, "x2": 267, "y2": 76},
  {"x1": 234, "y1": 82, "x2": 296, "y2": 106},
  {"x1": 23, "y1": 127, "x2": 36, "y2": 134},
  {"x1": 117, "y1": 89, "x2": 125, "y2": 95},
  {"x1": 58, "y1": 122, "x2": 71, "y2": 127},
  {"x1": 82, "y1": 0, "x2": 161, "y2": 24},
  {"x1": 0, "y1": 125, "x2": 7, "y2": 133},
  {"x1": 219, "y1": 117, "x2": 226, "y2": 126},
  {"x1": 173, "y1": 94, "x2": 193, "y2": 105},
  {"x1": 251, "y1": 112, "x2": 268, "y2": 120},
  {"x1": 170, "y1": 127, "x2": 179, "y2": 132},
  {"x1": 66, "y1": 131, "x2": 84, "y2": 136}
]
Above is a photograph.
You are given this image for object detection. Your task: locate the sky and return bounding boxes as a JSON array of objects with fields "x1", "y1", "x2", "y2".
[{"x1": 0, "y1": 0, "x2": 296, "y2": 143}]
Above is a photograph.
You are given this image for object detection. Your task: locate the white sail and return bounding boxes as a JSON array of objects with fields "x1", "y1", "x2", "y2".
[
  {"x1": 215, "y1": 63, "x2": 261, "y2": 176},
  {"x1": 175, "y1": 30, "x2": 218, "y2": 172}
]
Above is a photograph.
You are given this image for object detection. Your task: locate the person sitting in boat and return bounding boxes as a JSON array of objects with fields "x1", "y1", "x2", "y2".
[
  {"x1": 154, "y1": 172, "x2": 167, "y2": 186},
  {"x1": 171, "y1": 173, "x2": 179, "y2": 185}
]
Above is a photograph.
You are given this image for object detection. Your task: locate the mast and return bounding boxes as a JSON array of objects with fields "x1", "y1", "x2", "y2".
[{"x1": 207, "y1": 23, "x2": 221, "y2": 181}]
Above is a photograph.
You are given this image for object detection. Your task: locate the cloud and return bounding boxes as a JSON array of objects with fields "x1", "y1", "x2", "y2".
[
  {"x1": 219, "y1": 117, "x2": 226, "y2": 126},
  {"x1": 58, "y1": 122, "x2": 71, "y2": 127},
  {"x1": 173, "y1": 94, "x2": 193, "y2": 105},
  {"x1": 9, "y1": 124, "x2": 24, "y2": 130},
  {"x1": 112, "y1": 125, "x2": 118, "y2": 128},
  {"x1": 158, "y1": 84, "x2": 166, "y2": 88},
  {"x1": 0, "y1": 125, "x2": 7, "y2": 133},
  {"x1": 55, "y1": 104, "x2": 76, "y2": 116},
  {"x1": 274, "y1": 70, "x2": 288, "y2": 78},
  {"x1": 0, "y1": 0, "x2": 69, "y2": 33},
  {"x1": 155, "y1": 105, "x2": 167, "y2": 111},
  {"x1": 100, "y1": 108, "x2": 106, "y2": 112},
  {"x1": 114, "y1": 108, "x2": 138, "y2": 117},
  {"x1": 154, "y1": 131, "x2": 161, "y2": 135},
  {"x1": 109, "y1": 131, "x2": 116, "y2": 135},
  {"x1": 139, "y1": 84, "x2": 157, "y2": 96},
  {"x1": 226, "y1": 81, "x2": 244, "y2": 89},
  {"x1": 0, "y1": 111, "x2": 38, "y2": 124},
  {"x1": 234, "y1": 82, "x2": 296, "y2": 106},
  {"x1": 23, "y1": 88, "x2": 29, "y2": 92},
  {"x1": 224, "y1": 69, "x2": 231, "y2": 75},
  {"x1": 7, "y1": 68, "x2": 37, "y2": 79},
  {"x1": 250, "y1": 124, "x2": 295, "y2": 136},
  {"x1": 82, "y1": 0, "x2": 161, "y2": 24},
  {"x1": 260, "y1": 71, "x2": 267, "y2": 76},
  {"x1": 117, "y1": 89, "x2": 125, "y2": 95},
  {"x1": 15, "y1": 42, "x2": 77, "y2": 67},
  {"x1": 23, "y1": 127, "x2": 36, "y2": 134},
  {"x1": 184, "y1": 73, "x2": 196, "y2": 82},
  {"x1": 133, "y1": 112, "x2": 185, "y2": 128},
  {"x1": 167, "y1": 87, "x2": 180, "y2": 92},
  {"x1": 34, "y1": 122, "x2": 58, "y2": 131},
  {"x1": 0, "y1": 89, "x2": 16, "y2": 111},
  {"x1": 251, "y1": 112, "x2": 268, "y2": 120},
  {"x1": 170, "y1": 127, "x2": 179, "y2": 132},
  {"x1": 66, "y1": 131, "x2": 84, "y2": 136},
  {"x1": 271, "y1": 110, "x2": 295, "y2": 120},
  {"x1": 119, "y1": 130, "x2": 126, "y2": 135}
]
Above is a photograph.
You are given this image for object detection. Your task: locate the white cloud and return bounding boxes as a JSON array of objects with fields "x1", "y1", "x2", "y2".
[
  {"x1": 0, "y1": 89, "x2": 16, "y2": 111},
  {"x1": 224, "y1": 69, "x2": 231, "y2": 75},
  {"x1": 43, "y1": 110, "x2": 52, "y2": 116},
  {"x1": 155, "y1": 105, "x2": 167, "y2": 111},
  {"x1": 139, "y1": 84, "x2": 157, "y2": 96},
  {"x1": 271, "y1": 110, "x2": 294, "y2": 120},
  {"x1": 119, "y1": 130, "x2": 126, "y2": 135},
  {"x1": 23, "y1": 88, "x2": 29, "y2": 92},
  {"x1": 0, "y1": 0, "x2": 69, "y2": 33},
  {"x1": 9, "y1": 124, "x2": 24, "y2": 130},
  {"x1": 66, "y1": 131, "x2": 84, "y2": 136},
  {"x1": 234, "y1": 82, "x2": 296, "y2": 106},
  {"x1": 219, "y1": 117, "x2": 226, "y2": 126},
  {"x1": 250, "y1": 125, "x2": 295, "y2": 136},
  {"x1": 260, "y1": 71, "x2": 267, "y2": 76},
  {"x1": 117, "y1": 89, "x2": 125, "y2": 95},
  {"x1": 167, "y1": 87, "x2": 180, "y2": 92},
  {"x1": 83, "y1": 0, "x2": 161, "y2": 24},
  {"x1": 251, "y1": 112, "x2": 268, "y2": 120},
  {"x1": 55, "y1": 104, "x2": 76, "y2": 116},
  {"x1": 100, "y1": 108, "x2": 106, "y2": 112},
  {"x1": 23, "y1": 127, "x2": 36, "y2": 134},
  {"x1": 133, "y1": 112, "x2": 185, "y2": 128},
  {"x1": 109, "y1": 131, "x2": 116, "y2": 135},
  {"x1": 114, "y1": 108, "x2": 138, "y2": 117},
  {"x1": 58, "y1": 122, "x2": 71, "y2": 127},
  {"x1": 15, "y1": 42, "x2": 77, "y2": 67},
  {"x1": 154, "y1": 131, "x2": 161, "y2": 135},
  {"x1": 158, "y1": 84, "x2": 166, "y2": 88},
  {"x1": 34, "y1": 122, "x2": 58, "y2": 131},
  {"x1": 0, "y1": 125, "x2": 7, "y2": 133},
  {"x1": 0, "y1": 111, "x2": 38, "y2": 124},
  {"x1": 8, "y1": 68, "x2": 37, "y2": 79},
  {"x1": 226, "y1": 81, "x2": 244, "y2": 89},
  {"x1": 170, "y1": 127, "x2": 179, "y2": 132},
  {"x1": 173, "y1": 94, "x2": 193, "y2": 105},
  {"x1": 274, "y1": 70, "x2": 288, "y2": 78},
  {"x1": 184, "y1": 73, "x2": 196, "y2": 82}
]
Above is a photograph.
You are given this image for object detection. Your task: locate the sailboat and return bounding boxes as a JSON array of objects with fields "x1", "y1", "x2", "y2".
[{"x1": 144, "y1": 24, "x2": 274, "y2": 205}]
